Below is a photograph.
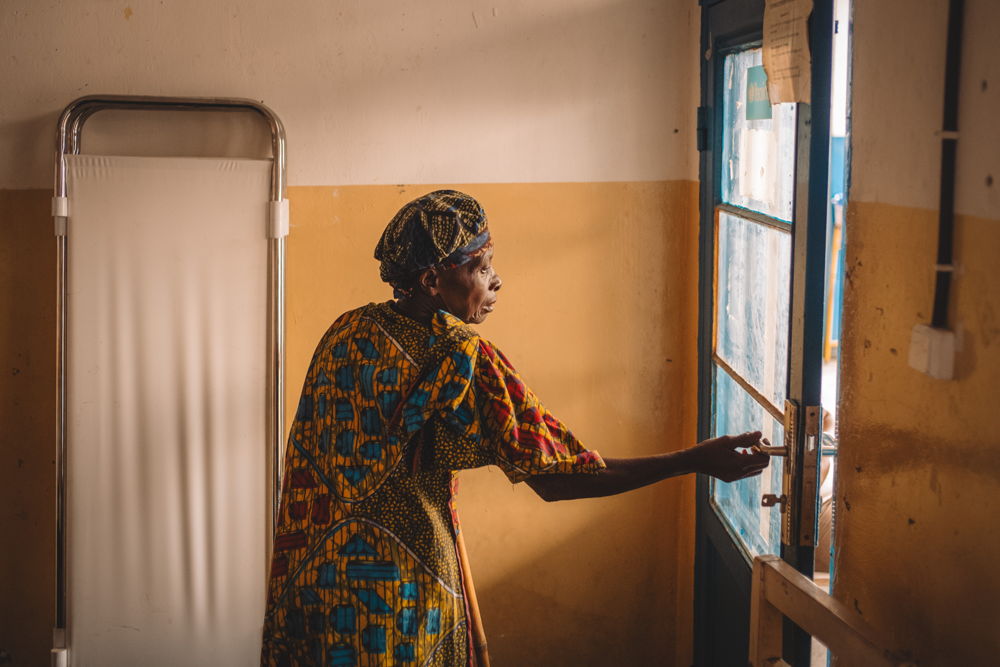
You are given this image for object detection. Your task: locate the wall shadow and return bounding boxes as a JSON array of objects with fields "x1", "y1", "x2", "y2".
[{"x1": 0, "y1": 189, "x2": 57, "y2": 664}]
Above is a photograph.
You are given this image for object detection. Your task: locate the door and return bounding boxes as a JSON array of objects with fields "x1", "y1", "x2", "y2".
[{"x1": 694, "y1": 1, "x2": 834, "y2": 665}]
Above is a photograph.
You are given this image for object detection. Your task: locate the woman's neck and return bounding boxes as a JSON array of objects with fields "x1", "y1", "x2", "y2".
[{"x1": 390, "y1": 295, "x2": 439, "y2": 324}]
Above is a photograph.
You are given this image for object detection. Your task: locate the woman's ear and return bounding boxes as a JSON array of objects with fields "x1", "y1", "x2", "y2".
[{"x1": 417, "y1": 267, "x2": 439, "y2": 296}]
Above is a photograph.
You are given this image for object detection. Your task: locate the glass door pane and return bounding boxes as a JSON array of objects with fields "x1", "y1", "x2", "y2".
[
  {"x1": 712, "y1": 366, "x2": 784, "y2": 556},
  {"x1": 715, "y1": 211, "x2": 791, "y2": 410},
  {"x1": 721, "y1": 49, "x2": 798, "y2": 221},
  {"x1": 710, "y1": 45, "x2": 798, "y2": 559}
]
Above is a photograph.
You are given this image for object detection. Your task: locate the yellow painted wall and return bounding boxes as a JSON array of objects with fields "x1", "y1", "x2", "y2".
[
  {"x1": 285, "y1": 181, "x2": 700, "y2": 665},
  {"x1": 0, "y1": 190, "x2": 57, "y2": 666},
  {"x1": 0, "y1": 179, "x2": 701, "y2": 665},
  {"x1": 837, "y1": 202, "x2": 1000, "y2": 664},
  {"x1": 836, "y1": 1, "x2": 1000, "y2": 664}
]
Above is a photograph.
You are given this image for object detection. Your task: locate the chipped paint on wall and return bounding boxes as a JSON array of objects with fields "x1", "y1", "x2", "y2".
[{"x1": 837, "y1": 200, "x2": 1000, "y2": 665}]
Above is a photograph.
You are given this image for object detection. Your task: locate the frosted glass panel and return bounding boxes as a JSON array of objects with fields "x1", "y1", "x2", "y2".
[
  {"x1": 711, "y1": 366, "x2": 783, "y2": 557},
  {"x1": 716, "y1": 211, "x2": 791, "y2": 407},
  {"x1": 722, "y1": 48, "x2": 797, "y2": 221}
]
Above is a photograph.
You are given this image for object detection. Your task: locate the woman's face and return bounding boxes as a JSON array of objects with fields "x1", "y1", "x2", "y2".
[{"x1": 434, "y1": 248, "x2": 502, "y2": 324}]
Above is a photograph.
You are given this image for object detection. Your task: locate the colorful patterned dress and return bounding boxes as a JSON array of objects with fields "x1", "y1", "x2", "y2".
[{"x1": 261, "y1": 302, "x2": 604, "y2": 666}]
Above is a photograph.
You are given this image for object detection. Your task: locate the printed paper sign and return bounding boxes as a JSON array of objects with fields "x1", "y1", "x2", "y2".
[{"x1": 763, "y1": 0, "x2": 813, "y2": 104}]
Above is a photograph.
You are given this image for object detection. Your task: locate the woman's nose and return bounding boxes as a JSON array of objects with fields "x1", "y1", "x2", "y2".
[{"x1": 491, "y1": 271, "x2": 502, "y2": 291}]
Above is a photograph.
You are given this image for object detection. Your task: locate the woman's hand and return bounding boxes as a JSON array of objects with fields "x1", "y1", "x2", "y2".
[{"x1": 686, "y1": 431, "x2": 770, "y2": 482}]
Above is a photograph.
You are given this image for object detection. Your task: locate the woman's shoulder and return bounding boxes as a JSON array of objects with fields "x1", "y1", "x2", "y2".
[
  {"x1": 315, "y1": 303, "x2": 500, "y2": 366},
  {"x1": 307, "y1": 303, "x2": 392, "y2": 357},
  {"x1": 318, "y1": 303, "x2": 378, "y2": 340}
]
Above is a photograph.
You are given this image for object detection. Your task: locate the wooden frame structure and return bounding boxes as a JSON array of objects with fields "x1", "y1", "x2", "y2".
[{"x1": 749, "y1": 556, "x2": 914, "y2": 666}]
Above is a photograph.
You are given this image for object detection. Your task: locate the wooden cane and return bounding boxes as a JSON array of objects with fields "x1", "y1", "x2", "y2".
[{"x1": 456, "y1": 530, "x2": 491, "y2": 667}]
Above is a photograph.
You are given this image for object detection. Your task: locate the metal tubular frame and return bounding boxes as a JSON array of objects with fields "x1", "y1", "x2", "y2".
[{"x1": 51, "y1": 95, "x2": 287, "y2": 649}]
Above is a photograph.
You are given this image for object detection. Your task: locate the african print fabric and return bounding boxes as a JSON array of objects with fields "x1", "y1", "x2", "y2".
[
  {"x1": 261, "y1": 302, "x2": 604, "y2": 666},
  {"x1": 374, "y1": 190, "x2": 491, "y2": 293}
]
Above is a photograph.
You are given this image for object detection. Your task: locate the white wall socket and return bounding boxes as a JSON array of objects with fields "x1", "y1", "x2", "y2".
[{"x1": 908, "y1": 323, "x2": 955, "y2": 380}]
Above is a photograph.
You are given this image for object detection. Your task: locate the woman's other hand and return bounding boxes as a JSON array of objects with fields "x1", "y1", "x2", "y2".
[{"x1": 688, "y1": 431, "x2": 770, "y2": 482}]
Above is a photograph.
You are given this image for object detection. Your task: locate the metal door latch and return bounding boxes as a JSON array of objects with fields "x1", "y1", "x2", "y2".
[{"x1": 761, "y1": 494, "x2": 787, "y2": 509}]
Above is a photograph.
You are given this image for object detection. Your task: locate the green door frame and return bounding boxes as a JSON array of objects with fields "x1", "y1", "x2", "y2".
[{"x1": 693, "y1": 1, "x2": 834, "y2": 665}]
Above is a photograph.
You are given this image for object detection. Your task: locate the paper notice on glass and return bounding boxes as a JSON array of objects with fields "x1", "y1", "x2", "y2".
[
  {"x1": 763, "y1": 0, "x2": 813, "y2": 104},
  {"x1": 746, "y1": 66, "x2": 773, "y2": 120}
]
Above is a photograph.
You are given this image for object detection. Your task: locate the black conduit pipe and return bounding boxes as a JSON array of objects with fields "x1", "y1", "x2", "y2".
[{"x1": 932, "y1": 0, "x2": 965, "y2": 329}]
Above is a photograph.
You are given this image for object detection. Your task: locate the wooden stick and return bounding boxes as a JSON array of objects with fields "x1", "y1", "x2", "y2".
[{"x1": 456, "y1": 530, "x2": 491, "y2": 667}]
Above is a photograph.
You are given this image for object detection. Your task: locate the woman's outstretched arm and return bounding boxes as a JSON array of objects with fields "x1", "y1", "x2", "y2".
[{"x1": 525, "y1": 431, "x2": 770, "y2": 502}]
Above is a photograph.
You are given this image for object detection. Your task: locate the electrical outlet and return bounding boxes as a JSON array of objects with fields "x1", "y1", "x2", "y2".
[{"x1": 908, "y1": 324, "x2": 955, "y2": 380}]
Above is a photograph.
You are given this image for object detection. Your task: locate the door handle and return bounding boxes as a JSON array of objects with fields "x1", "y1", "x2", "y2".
[{"x1": 753, "y1": 437, "x2": 788, "y2": 456}]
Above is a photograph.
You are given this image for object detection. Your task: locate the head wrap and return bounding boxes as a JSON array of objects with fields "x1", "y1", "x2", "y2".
[{"x1": 374, "y1": 190, "x2": 492, "y2": 297}]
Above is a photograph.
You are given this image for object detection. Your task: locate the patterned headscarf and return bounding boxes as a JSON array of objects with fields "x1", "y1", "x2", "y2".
[{"x1": 374, "y1": 190, "x2": 492, "y2": 297}]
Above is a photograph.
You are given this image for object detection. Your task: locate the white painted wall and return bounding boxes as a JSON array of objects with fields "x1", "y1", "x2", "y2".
[
  {"x1": 0, "y1": 0, "x2": 699, "y2": 189},
  {"x1": 850, "y1": 0, "x2": 1000, "y2": 219}
]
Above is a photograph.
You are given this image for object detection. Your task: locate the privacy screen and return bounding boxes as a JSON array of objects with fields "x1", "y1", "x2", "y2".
[{"x1": 65, "y1": 155, "x2": 271, "y2": 666}]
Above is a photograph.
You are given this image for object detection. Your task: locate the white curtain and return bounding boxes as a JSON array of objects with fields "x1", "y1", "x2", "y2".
[{"x1": 66, "y1": 155, "x2": 271, "y2": 666}]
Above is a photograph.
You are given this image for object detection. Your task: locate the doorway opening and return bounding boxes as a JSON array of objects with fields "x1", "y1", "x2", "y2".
[
  {"x1": 812, "y1": 0, "x2": 852, "y2": 662},
  {"x1": 815, "y1": 0, "x2": 852, "y2": 586},
  {"x1": 695, "y1": 0, "x2": 851, "y2": 664}
]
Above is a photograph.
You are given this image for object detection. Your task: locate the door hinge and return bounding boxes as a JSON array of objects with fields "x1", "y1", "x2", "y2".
[{"x1": 696, "y1": 106, "x2": 709, "y2": 152}]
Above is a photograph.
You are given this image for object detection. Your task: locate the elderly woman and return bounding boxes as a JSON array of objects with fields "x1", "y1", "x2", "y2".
[{"x1": 261, "y1": 191, "x2": 768, "y2": 666}]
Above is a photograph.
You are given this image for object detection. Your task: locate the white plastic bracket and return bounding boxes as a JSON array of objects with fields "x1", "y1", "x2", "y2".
[
  {"x1": 52, "y1": 196, "x2": 69, "y2": 237},
  {"x1": 51, "y1": 626, "x2": 68, "y2": 667},
  {"x1": 268, "y1": 199, "x2": 289, "y2": 238},
  {"x1": 50, "y1": 648, "x2": 68, "y2": 667}
]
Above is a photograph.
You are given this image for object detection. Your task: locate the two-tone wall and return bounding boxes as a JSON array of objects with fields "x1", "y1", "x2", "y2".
[
  {"x1": 0, "y1": 2, "x2": 701, "y2": 665},
  {"x1": 837, "y1": 1, "x2": 1000, "y2": 664}
]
